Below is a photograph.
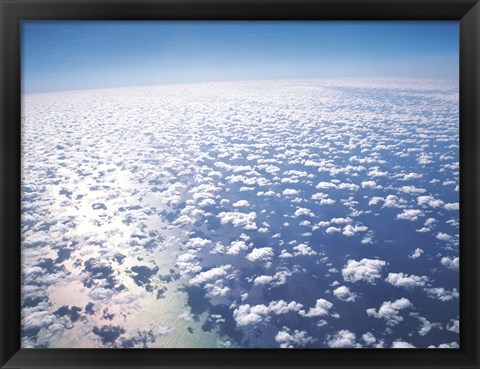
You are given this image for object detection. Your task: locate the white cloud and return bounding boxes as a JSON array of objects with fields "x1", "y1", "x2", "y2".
[
  {"x1": 366, "y1": 298, "x2": 412, "y2": 326},
  {"x1": 226, "y1": 240, "x2": 249, "y2": 255},
  {"x1": 441, "y1": 256, "x2": 459, "y2": 270},
  {"x1": 444, "y1": 202, "x2": 459, "y2": 211},
  {"x1": 189, "y1": 265, "x2": 232, "y2": 286},
  {"x1": 218, "y1": 211, "x2": 257, "y2": 230},
  {"x1": 232, "y1": 200, "x2": 250, "y2": 207},
  {"x1": 342, "y1": 258, "x2": 386, "y2": 283},
  {"x1": 293, "y1": 243, "x2": 317, "y2": 256},
  {"x1": 392, "y1": 340, "x2": 415, "y2": 348},
  {"x1": 361, "y1": 181, "x2": 382, "y2": 189},
  {"x1": 417, "y1": 195, "x2": 444, "y2": 208},
  {"x1": 325, "y1": 226, "x2": 341, "y2": 234},
  {"x1": 342, "y1": 224, "x2": 368, "y2": 237},
  {"x1": 399, "y1": 185, "x2": 426, "y2": 194},
  {"x1": 333, "y1": 286, "x2": 357, "y2": 302},
  {"x1": 424, "y1": 287, "x2": 459, "y2": 301},
  {"x1": 436, "y1": 232, "x2": 453, "y2": 242},
  {"x1": 409, "y1": 248, "x2": 424, "y2": 259},
  {"x1": 396, "y1": 209, "x2": 423, "y2": 221},
  {"x1": 385, "y1": 272, "x2": 429, "y2": 289},
  {"x1": 316, "y1": 181, "x2": 337, "y2": 190},
  {"x1": 326, "y1": 330, "x2": 357, "y2": 348},
  {"x1": 275, "y1": 326, "x2": 315, "y2": 348},
  {"x1": 300, "y1": 299, "x2": 333, "y2": 317},
  {"x1": 283, "y1": 189, "x2": 299, "y2": 196},
  {"x1": 293, "y1": 207, "x2": 314, "y2": 217},
  {"x1": 233, "y1": 300, "x2": 303, "y2": 326},
  {"x1": 246, "y1": 247, "x2": 274, "y2": 263}
]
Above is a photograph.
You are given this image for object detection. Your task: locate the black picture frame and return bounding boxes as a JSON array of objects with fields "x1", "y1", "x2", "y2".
[{"x1": 1, "y1": 0, "x2": 479, "y2": 368}]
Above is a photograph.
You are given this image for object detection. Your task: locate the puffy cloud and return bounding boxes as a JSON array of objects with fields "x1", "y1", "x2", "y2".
[
  {"x1": 436, "y1": 232, "x2": 453, "y2": 242},
  {"x1": 417, "y1": 195, "x2": 444, "y2": 208},
  {"x1": 232, "y1": 200, "x2": 250, "y2": 207},
  {"x1": 424, "y1": 287, "x2": 459, "y2": 301},
  {"x1": 385, "y1": 272, "x2": 429, "y2": 289},
  {"x1": 246, "y1": 247, "x2": 274, "y2": 263},
  {"x1": 368, "y1": 196, "x2": 384, "y2": 206},
  {"x1": 396, "y1": 209, "x2": 423, "y2": 221},
  {"x1": 333, "y1": 286, "x2": 357, "y2": 302},
  {"x1": 342, "y1": 258, "x2": 386, "y2": 283},
  {"x1": 361, "y1": 332, "x2": 377, "y2": 345},
  {"x1": 399, "y1": 185, "x2": 426, "y2": 194},
  {"x1": 233, "y1": 300, "x2": 303, "y2": 326},
  {"x1": 293, "y1": 243, "x2": 317, "y2": 256},
  {"x1": 326, "y1": 330, "x2": 357, "y2": 348},
  {"x1": 189, "y1": 265, "x2": 232, "y2": 286},
  {"x1": 275, "y1": 326, "x2": 316, "y2": 348},
  {"x1": 428, "y1": 342, "x2": 459, "y2": 348},
  {"x1": 330, "y1": 217, "x2": 352, "y2": 224},
  {"x1": 300, "y1": 299, "x2": 333, "y2": 317},
  {"x1": 409, "y1": 248, "x2": 424, "y2": 259},
  {"x1": 226, "y1": 240, "x2": 249, "y2": 255},
  {"x1": 444, "y1": 202, "x2": 459, "y2": 211},
  {"x1": 325, "y1": 226, "x2": 341, "y2": 234},
  {"x1": 218, "y1": 211, "x2": 257, "y2": 230},
  {"x1": 447, "y1": 318, "x2": 459, "y2": 333},
  {"x1": 293, "y1": 207, "x2": 314, "y2": 217},
  {"x1": 316, "y1": 181, "x2": 337, "y2": 190},
  {"x1": 366, "y1": 298, "x2": 412, "y2": 326},
  {"x1": 361, "y1": 181, "x2": 382, "y2": 189},
  {"x1": 441, "y1": 256, "x2": 459, "y2": 270},
  {"x1": 283, "y1": 189, "x2": 299, "y2": 196},
  {"x1": 342, "y1": 224, "x2": 368, "y2": 237},
  {"x1": 392, "y1": 340, "x2": 415, "y2": 348},
  {"x1": 253, "y1": 270, "x2": 291, "y2": 287}
]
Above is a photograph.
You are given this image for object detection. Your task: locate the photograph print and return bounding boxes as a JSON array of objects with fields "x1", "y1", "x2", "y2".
[{"x1": 21, "y1": 21, "x2": 459, "y2": 348}]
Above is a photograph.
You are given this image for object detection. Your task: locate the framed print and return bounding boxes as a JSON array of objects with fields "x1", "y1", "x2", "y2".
[{"x1": 1, "y1": 0, "x2": 479, "y2": 368}]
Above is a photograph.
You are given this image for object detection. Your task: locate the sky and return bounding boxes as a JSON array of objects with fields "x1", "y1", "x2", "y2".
[{"x1": 21, "y1": 21, "x2": 459, "y2": 93}]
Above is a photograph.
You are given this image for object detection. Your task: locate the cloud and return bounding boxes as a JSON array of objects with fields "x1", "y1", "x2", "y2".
[
  {"x1": 275, "y1": 326, "x2": 316, "y2": 348},
  {"x1": 342, "y1": 224, "x2": 368, "y2": 237},
  {"x1": 299, "y1": 299, "x2": 333, "y2": 317},
  {"x1": 447, "y1": 318, "x2": 459, "y2": 333},
  {"x1": 342, "y1": 258, "x2": 386, "y2": 283},
  {"x1": 385, "y1": 272, "x2": 429, "y2": 289},
  {"x1": 325, "y1": 227, "x2": 341, "y2": 234},
  {"x1": 436, "y1": 232, "x2": 453, "y2": 242},
  {"x1": 218, "y1": 211, "x2": 258, "y2": 230},
  {"x1": 293, "y1": 243, "x2": 317, "y2": 256},
  {"x1": 326, "y1": 330, "x2": 357, "y2": 348},
  {"x1": 226, "y1": 240, "x2": 249, "y2": 255},
  {"x1": 293, "y1": 207, "x2": 314, "y2": 217},
  {"x1": 392, "y1": 340, "x2": 415, "y2": 348},
  {"x1": 189, "y1": 265, "x2": 232, "y2": 286},
  {"x1": 361, "y1": 181, "x2": 382, "y2": 189},
  {"x1": 396, "y1": 209, "x2": 423, "y2": 221},
  {"x1": 417, "y1": 195, "x2": 444, "y2": 208},
  {"x1": 316, "y1": 181, "x2": 338, "y2": 190},
  {"x1": 424, "y1": 287, "x2": 459, "y2": 301},
  {"x1": 253, "y1": 270, "x2": 291, "y2": 287},
  {"x1": 399, "y1": 185, "x2": 426, "y2": 194},
  {"x1": 282, "y1": 189, "x2": 299, "y2": 196},
  {"x1": 233, "y1": 300, "x2": 303, "y2": 326},
  {"x1": 409, "y1": 248, "x2": 424, "y2": 259},
  {"x1": 366, "y1": 298, "x2": 412, "y2": 326},
  {"x1": 232, "y1": 200, "x2": 250, "y2": 207},
  {"x1": 333, "y1": 286, "x2": 357, "y2": 302},
  {"x1": 444, "y1": 202, "x2": 459, "y2": 211},
  {"x1": 440, "y1": 256, "x2": 459, "y2": 270},
  {"x1": 246, "y1": 247, "x2": 274, "y2": 263}
]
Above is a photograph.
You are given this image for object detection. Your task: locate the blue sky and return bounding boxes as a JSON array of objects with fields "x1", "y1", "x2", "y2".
[{"x1": 22, "y1": 21, "x2": 458, "y2": 93}]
